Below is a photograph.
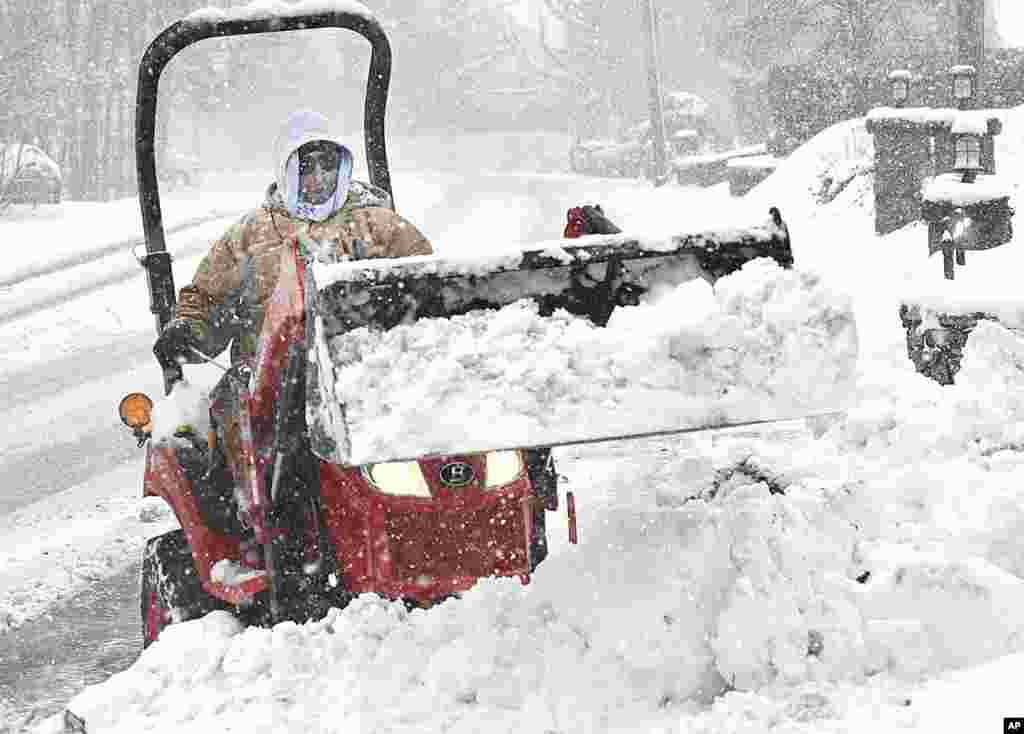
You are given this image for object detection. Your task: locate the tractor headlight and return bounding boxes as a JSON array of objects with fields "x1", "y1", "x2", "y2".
[
  {"x1": 484, "y1": 450, "x2": 524, "y2": 487},
  {"x1": 362, "y1": 451, "x2": 524, "y2": 496},
  {"x1": 363, "y1": 462, "x2": 431, "y2": 497}
]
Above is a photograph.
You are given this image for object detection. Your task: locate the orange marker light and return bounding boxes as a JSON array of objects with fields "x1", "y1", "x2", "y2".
[{"x1": 119, "y1": 392, "x2": 154, "y2": 429}]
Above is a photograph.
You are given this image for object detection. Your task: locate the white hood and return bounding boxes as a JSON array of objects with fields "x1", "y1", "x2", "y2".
[{"x1": 272, "y1": 109, "x2": 353, "y2": 222}]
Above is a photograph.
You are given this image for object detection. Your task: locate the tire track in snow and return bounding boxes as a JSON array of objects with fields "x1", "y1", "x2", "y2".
[
  {"x1": 0, "y1": 208, "x2": 246, "y2": 290},
  {"x1": 0, "y1": 215, "x2": 240, "y2": 327}
]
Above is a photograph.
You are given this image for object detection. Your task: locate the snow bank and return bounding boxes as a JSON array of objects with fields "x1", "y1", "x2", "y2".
[
  {"x1": 954, "y1": 320, "x2": 1024, "y2": 441},
  {"x1": 829, "y1": 319, "x2": 1024, "y2": 458},
  {"x1": 685, "y1": 649, "x2": 1023, "y2": 734},
  {"x1": 66, "y1": 425, "x2": 1024, "y2": 733},
  {"x1": 75, "y1": 301, "x2": 1024, "y2": 731},
  {"x1": 743, "y1": 118, "x2": 874, "y2": 216},
  {"x1": 64, "y1": 467, "x2": 864, "y2": 733},
  {"x1": 855, "y1": 544, "x2": 1024, "y2": 674},
  {"x1": 321, "y1": 258, "x2": 858, "y2": 464},
  {"x1": 822, "y1": 319, "x2": 1024, "y2": 580}
]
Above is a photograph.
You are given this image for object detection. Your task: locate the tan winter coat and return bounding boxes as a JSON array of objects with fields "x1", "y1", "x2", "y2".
[{"x1": 175, "y1": 181, "x2": 432, "y2": 364}]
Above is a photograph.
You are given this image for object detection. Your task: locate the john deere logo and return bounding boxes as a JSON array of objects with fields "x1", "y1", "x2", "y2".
[{"x1": 439, "y1": 462, "x2": 476, "y2": 487}]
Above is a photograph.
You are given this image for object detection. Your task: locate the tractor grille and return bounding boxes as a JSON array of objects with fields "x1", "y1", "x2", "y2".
[{"x1": 384, "y1": 495, "x2": 528, "y2": 583}]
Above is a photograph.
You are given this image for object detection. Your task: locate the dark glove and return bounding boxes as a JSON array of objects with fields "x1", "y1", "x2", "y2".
[{"x1": 153, "y1": 318, "x2": 202, "y2": 368}]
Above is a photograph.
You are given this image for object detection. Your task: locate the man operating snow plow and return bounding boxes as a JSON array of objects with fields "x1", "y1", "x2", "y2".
[{"x1": 115, "y1": 1, "x2": 857, "y2": 655}]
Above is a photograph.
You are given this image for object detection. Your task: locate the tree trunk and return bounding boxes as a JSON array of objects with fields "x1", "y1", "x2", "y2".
[{"x1": 66, "y1": 0, "x2": 85, "y2": 200}]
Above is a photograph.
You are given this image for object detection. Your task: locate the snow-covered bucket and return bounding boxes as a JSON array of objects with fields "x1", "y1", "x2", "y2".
[{"x1": 307, "y1": 256, "x2": 859, "y2": 465}]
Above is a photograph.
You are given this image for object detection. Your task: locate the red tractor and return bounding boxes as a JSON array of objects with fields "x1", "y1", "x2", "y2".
[
  {"x1": 120, "y1": 5, "x2": 793, "y2": 646},
  {"x1": 124, "y1": 237, "x2": 559, "y2": 644}
]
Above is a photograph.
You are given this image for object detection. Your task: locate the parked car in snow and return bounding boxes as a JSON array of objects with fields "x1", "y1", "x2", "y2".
[{"x1": 0, "y1": 143, "x2": 63, "y2": 206}]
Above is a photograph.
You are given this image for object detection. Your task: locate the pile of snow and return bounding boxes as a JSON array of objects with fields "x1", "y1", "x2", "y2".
[
  {"x1": 824, "y1": 320, "x2": 1024, "y2": 571},
  {"x1": 744, "y1": 118, "x2": 874, "y2": 217},
  {"x1": 63, "y1": 362, "x2": 1024, "y2": 731},
  {"x1": 831, "y1": 319, "x2": 1024, "y2": 454},
  {"x1": 64, "y1": 474, "x2": 864, "y2": 732},
  {"x1": 320, "y1": 258, "x2": 858, "y2": 464}
]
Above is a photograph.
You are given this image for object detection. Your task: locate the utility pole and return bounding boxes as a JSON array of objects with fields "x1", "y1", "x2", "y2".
[{"x1": 640, "y1": 0, "x2": 669, "y2": 186}]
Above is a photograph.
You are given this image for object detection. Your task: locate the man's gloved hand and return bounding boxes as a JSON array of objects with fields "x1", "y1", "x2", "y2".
[{"x1": 153, "y1": 318, "x2": 203, "y2": 368}]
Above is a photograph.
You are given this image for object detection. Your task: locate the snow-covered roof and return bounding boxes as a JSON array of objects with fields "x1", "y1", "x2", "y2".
[
  {"x1": 673, "y1": 144, "x2": 768, "y2": 169},
  {"x1": 725, "y1": 154, "x2": 781, "y2": 171}
]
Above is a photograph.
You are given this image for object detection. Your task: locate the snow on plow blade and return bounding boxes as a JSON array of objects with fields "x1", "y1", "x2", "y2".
[{"x1": 306, "y1": 213, "x2": 858, "y2": 465}]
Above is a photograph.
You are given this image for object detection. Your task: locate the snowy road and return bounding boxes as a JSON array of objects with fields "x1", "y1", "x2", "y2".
[
  {"x1": 0, "y1": 169, "x2": 741, "y2": 728},
  {"x1": 0, "y1": 215, "x2": 239, "y2": 729},
  {"x1": 0, "y1": 220, "x2": 232, "y2": 516},
  {"x1": 0, "y1": 567, "x2": 142, "y2": 731}
]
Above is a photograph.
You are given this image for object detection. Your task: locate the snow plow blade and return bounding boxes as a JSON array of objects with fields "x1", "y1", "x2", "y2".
[
  {"x1": 306, "y1": 210, "x2": 859, "y2": 466},
  {"x1": 314, "y1": 215, "x2": 794, "y2": 334}
]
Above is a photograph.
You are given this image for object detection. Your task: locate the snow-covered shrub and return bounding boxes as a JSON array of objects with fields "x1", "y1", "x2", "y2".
[{"x1": 814, "y1": 159, "x2": 874, "y2": 206}]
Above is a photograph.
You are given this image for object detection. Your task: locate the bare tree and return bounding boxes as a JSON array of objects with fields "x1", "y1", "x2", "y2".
[
  {"x1": 530, "y1": 0, "x2": 649, "y2": 139},
  {"x1": 0, "y1": 0, "x2": 557, "y2": 207},
  {"x1": 716, "y1": 0, "x2": 957, "y2": 77}
]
